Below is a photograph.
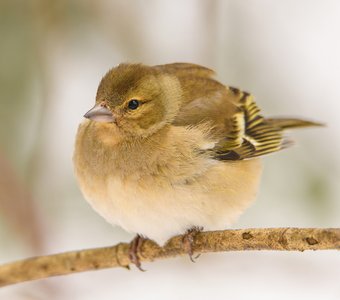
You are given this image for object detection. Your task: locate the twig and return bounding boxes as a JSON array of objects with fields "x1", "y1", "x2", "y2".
[{"x1": 0, "y1": 227, "x2": 339, "y2": 287}]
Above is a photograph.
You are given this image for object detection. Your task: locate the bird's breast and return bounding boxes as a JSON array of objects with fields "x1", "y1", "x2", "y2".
[{"x1": 73, "y1": 120, "x2": 263, "y2": 244}]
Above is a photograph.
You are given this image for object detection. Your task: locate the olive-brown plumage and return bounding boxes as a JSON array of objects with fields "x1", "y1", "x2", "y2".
[{"x1": 74, "y1": 62, "x2": 321, "y2": 245}]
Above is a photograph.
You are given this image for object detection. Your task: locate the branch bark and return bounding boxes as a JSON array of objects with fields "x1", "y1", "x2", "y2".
[{"x1": 0, "y1": 227, "x2": 339, "y2": 287}]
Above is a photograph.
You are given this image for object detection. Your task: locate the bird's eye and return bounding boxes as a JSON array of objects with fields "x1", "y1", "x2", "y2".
[{"x1": 128, "y1": 99, "x2": 140, "y2": 110}]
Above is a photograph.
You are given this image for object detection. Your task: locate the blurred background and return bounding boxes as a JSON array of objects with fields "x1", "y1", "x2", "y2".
[{"x1": 0, "y1": 0, "x2": 339, "y2": 299}]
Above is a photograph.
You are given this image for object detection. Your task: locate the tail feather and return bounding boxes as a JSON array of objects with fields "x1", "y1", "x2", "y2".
[{"x1": 265, "y1": 118, "x2": 324, "y2": 130}]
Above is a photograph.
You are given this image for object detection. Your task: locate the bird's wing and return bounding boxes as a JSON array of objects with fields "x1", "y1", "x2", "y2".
[
  {"x1": 156, "y1": 63, "x2": 320, "y2": 160},
  {"x1": 155, "y1": 62, "x2": 215, "y2": 78},
  {"x1": 211, "y1": 89, "x2": 289, "y2": 160},
  {"x1": 211, "y1": 88, "x2": 322, "y2": 160},
  {"x1": 154, "y1": 63, "x2": 226, "y2": 107},
  {"x1": 155, "y1": 63, "x2": 240, "y2": 133}
]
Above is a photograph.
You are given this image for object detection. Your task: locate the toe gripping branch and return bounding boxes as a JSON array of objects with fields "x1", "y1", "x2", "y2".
[
  {"x1": 128, "y1": 227, "x2": 203, "y2": 270},
  {"x1": 128, "y1": 235, "x2": 146, "y2": 271},
  {"x1": 182, "y1": 227, "x2": 203, "y2": 262}
]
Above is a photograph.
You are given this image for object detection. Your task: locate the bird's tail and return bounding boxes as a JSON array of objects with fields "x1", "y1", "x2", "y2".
[{"x1": 264, "y1": 118, "x2": 324, "y2": 130}]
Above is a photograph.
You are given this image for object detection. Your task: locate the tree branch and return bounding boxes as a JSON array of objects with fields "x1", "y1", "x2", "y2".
[{"x1": 0, "y1": 227, "x2": 339, "y2": 287}]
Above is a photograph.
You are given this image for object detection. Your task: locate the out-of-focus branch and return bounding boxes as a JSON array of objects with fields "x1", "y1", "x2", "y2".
[
  {"x1": 0, "y1": 227, "x2": 339, "y2": 287},
  {"x1": 0, "y1": 151, "x2": 45, "y2": 252}
]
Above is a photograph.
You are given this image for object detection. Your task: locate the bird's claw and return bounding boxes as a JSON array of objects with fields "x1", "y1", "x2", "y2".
[
  {"x1": 129, "y1": 234, "x2": 146, "y2": 271},
  {"x1": 182, "y1": 226, "x2": 203, "y2": 262}
]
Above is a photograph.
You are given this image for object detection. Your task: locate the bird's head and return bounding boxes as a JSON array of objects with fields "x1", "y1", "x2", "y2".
[{"x1": 84, "y1": 63, "x2": 182, "y2": 138}]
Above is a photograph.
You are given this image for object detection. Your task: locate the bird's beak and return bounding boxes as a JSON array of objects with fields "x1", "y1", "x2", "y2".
[{"x1": 84, "y1": 104, "x2": 115, "y2": 123}]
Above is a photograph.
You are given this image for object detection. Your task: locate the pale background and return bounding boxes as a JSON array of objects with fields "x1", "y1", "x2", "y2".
[{"x1": 0, "y1": 0, "x2": 339, "y2": 299}]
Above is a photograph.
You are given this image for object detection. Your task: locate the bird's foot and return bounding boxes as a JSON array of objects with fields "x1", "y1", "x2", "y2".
[
  {"x1": 129, "y1": 234, "x2": 146, "y2": 271},
  {"x1": 182, "y1": 226, "x2": 203, "y2": 262}
]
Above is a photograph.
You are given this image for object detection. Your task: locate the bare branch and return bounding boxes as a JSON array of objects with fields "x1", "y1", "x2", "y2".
[{"x1": 0, "y1": 227, "x2": 339, "y2": 287}]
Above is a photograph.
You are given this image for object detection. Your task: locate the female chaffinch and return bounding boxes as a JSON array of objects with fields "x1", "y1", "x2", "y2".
[{"x1": 73, "y1": 63, "x2": 321, "y2": 269}]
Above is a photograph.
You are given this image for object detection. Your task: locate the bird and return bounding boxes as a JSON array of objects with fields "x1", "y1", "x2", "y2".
[{"x1": 73, "y1": 62, "x2": 321, "y2": 269}]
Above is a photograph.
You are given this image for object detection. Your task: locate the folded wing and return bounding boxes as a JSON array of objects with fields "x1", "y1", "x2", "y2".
[{"x1": 156, "y1": 63, "x2": 322, "y2": 160}]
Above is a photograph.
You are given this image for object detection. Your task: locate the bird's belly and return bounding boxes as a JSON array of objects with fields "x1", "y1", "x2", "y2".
[
  {"x1": 84, "y1": 177, "x2": 209, "y2": 245},
  {"x1": 81, "y1": 159, "x2": 262, "y2": 245}
]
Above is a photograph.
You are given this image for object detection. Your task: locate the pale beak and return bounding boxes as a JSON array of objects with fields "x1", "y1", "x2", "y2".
[{"x1": 84, "y1": 104, "x2": 115, "y2": 123}]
